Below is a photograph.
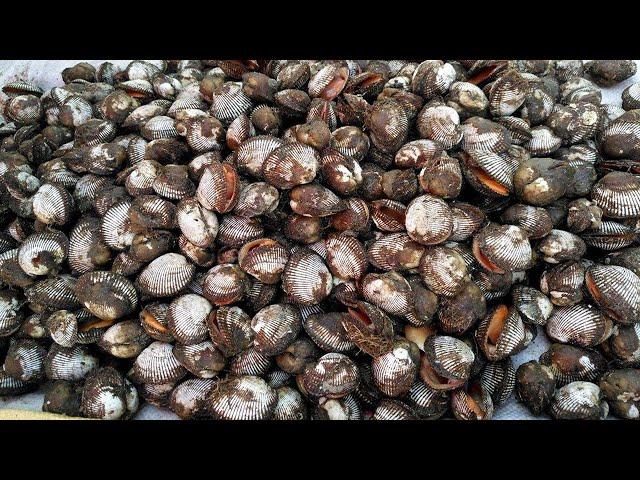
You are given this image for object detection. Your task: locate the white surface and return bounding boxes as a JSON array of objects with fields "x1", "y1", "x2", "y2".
[{"x1": 1, "y1": 60, "x2": 639, "y2": 420}]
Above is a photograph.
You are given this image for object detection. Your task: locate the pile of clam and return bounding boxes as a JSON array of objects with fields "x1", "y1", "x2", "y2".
[{"x1": 1, "y1": 59, "x2": 640, "y2": 420}]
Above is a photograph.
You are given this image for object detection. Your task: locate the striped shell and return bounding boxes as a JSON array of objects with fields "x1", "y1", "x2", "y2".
[
  {"x1": 472, "y1": 223, "x2": 532, "y2": 273},
  {"x1": 405, "y1": 194, "x2": 453, "y2": 245},
  {"x1": 303, "y1": 312, "x2": 354, "y2": 353},
  {"x1": 228, "y1": 347, "x2": 272, "y2": 376},
  {"x1": 0, "y1": 290, "x2": 23, "y2": 336},
  {"x1": 419, "y1": 246, "x2": 469, "y2": 297},
  {"x1": 475, "y1": 305, "x2": 527, "y2": 361},
  {"x1": 3, "y1": 338, "x2": 46, "y2": 382},
  {"x1": 5, "y1": 95, "x2": 43, "y2": 124},
  {"x1": 417, "y1": 103, "x2": 462, "y2": 149},
  {"x1": 139, "y1": 303, "x2": 173, "y2": 342},
  {"x1": 132, "y1": 341, "x2": 187, "y2": 384},
  {"x1": 407, "y1": 380, "x2": 449, "y2": 419},
  {"x1": 585, "y1": 264, "x2": 640, "y2": 325},
  {"x1": 238, "y1": 238, "x2": 289, "y2": 284},
  {"x1": 581, "y1": 221, "x2": 638, "y2": 251},
  {"x1": 177, "y1": 197, "x2": 218, "y2": 248},
  {"x1": 360, "y1": 271, "x2": 413, "y2": 318},
  {"x1": 203, "y1": 264, "x2": 249, "y2": 306},
  {"x1": 371, "y1": 339, "x2": 419, "y2": 397},
  {"x1": 540, "y1": 261, "x2": 586, "y2": 307},
  {"x1": 68, "y1": 216, "x2": 112, "y2": 273},
  {"x1": 207, "y1": 306, "x2": 253, "y2": 357},
  {"x1": 97, "y1": 320, "x2": 151, "y2": 359},
  {"x1": 488, "y1": 70, "x2": 528, "y2": 117},
  {"x1": 235, "y1": 135, "x2": 283, "y2": 178},
  {"x1": 0, "y1": 367, "x2": 35, "y2": 396},
  {"x1": 209, "y1": 82, "x2": 253, "y2": 124},
  {"x1": 395, "y1": 139, "x2": 443, "y2": 169},
  {"x1": 367, "y1": 99, "x2": 409, "y2": 153},
  {"x1": 591, "y1": 172, "x2": 640, "y2": 219},
  {"x1": 282, "y1": 248, "x2": 333, "y2": 306},
  {"x1": 169, "y1": 378, "x2": 215, "y2": 419},
  {"x1": 45, "y1": 344, "x2": 99, "y2": 381},
  {"x1": 480, "y1": 359, "x2": 516, "y2": 406},
  {"x1": 75, "y1": 271, "x2": 138, "y2": 321},
  {"x1": 324, "y1": 234, "x2": 367, "y2": 281},
  {"x1": 367, "y1": 233, "x2": 425, "y2": 271},
  {"x1": 251, "y1": 303, "x2": 301, "y2": 356},
  {"x1": 196, "y1": 161, "x2": 240, "y2": 213},
  {"x1": 137, "y1": 253, "x2": 196, "y2": 297},
  {"x1": 512, "y1": 286, "x2": 554, "y2": 325},
  {"x1": 262, "y1": 142, "x2": 320, "y2": 189},
  {"x1": 460, "y1": 150, "x2": 515, "y2": 197},
  {"x1": 420, "y1": 335, "x2": 475, "y2": 390},
  {"x1": 546, "y1": 304, "x2": 613, "y2": 347},
  {"x1": 301, "y1": 352, "x2": 359, "y2": 399},
  {"x1": 45, "y1": 310, "x2": 79, "y2": 348},
  {"x1": 100, "y1": 200, "x2": 135, "y2": 251},
  {"x1": 550, "y1": 381, "x2": 608, "y2": 420},
  {"x1": 308, "y1": 64, "x2": 349, "y2": 100},
  {"x1": 141, "y1": 116, "x2": 179, "y2": 140},
  {"x1": 273, "y1": 386, "x2": 308, "y2": 420},
  {"x1": 449, "y1": 202, "x2": 486, "y2": 241},
  {"x1": 80, "y1": 367, "x2": 129, "y2": 420},
  {"x1": 17, "y1": 230, "x2": 69, "y2": 277},
  {"x1": 226, "y1": 114, "x2": 256, "y2": 150},
  {"x1": 167, "y1": 294, "x2": 212, "y2": 345},
  {"x1": 24, "y1": 275, "x2": 80, "y2": 311},
  {"x1": 451, "y1": 381, "x2": 494, "y2": 420},
  {"x1": 31, "y1": 183, "x2": 75, "y2": 226},
  {"x1": 540, "y1": 343, "x2": 607, "y2": 386},
  {"x1": 208, "y1": 375, "x2": 277, "y2": 420},
  {"x1": 173, "y1": 341, "x2": 225, "y2": 378},
  {"x1": 217, "y1": 214, "x2": 264, "y2": 248},
  {"x1": 500, "y1": 204, "x2": 553, "y2": 239}
]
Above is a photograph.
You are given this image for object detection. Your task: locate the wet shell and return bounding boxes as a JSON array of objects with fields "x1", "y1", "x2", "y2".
[
  {"x1": 546, "y1": 304, "x2": 613, "y2": 347},
  {"x1": 206, "y1": 306, "x2": 254, "y2": 357},
  {"x1": 153, "y1": 164, "x2": 195, "y2": 201},
  {"x1": 303, "y1": 312, "x2": 354, "y2": 353},
  {"x1": 226, "y1": 114, "x2": 256, "y2": 150},
  {"x1": 17, "y1": 230, "x2": 68, "y2": 277},
  {"x1": 324, "y1": 234, "x2": 367, "y2": 281},
  {"x1": 5, "y1": 95, "x2": 43, "y2": 124},
  {"x1": 196, "y1": 161, "x2": 240, "y2": 213},
  {"x1": 550, "y1": 381, "x2": 608, "y2": 420},
  {"x1": 24, "y1": 274, "x2": 80, "y2": 311},
  {"x1": 272, "y1": 386, "x2": 308, "y2": 420},
  {"x1": 208, "y1": 375, "x2": 277, "y2": 420},
  {"x1": 451, "y1": 381, "x2": 494, "y2": 420},
  {"x1": 411, "y1": 60, "x2": 456, "y2": 99},
  {"x1": 177, "y1": 198, "x2": 218, "y2": 248},
  {"x1": 581, "y1": 221, "x2": 638, "y2": 251},
  {"x1": 0, "y1": 290, "x2": 23, "y2": 337},
  {"x1": 420, "y1": 335, "x2": 475, "y2": 390},
  {"x1": 488, "y1": 70, "x2": 528, "y2": 117},
  {"x1": 45, "y1": 310, "x2": 79, "y2": 348},
  {"x1": 132, "y1": 341, "x2": 187, "y2": 384},
  {"x1": 31, "y1": 183, "x2": 75, "y2": 226},
  {"x1": 282, "y1": 248, "x2": 333, "y2": 306},
  {"x1": 262, "y1": 142, "x2": 320, "y2": 189},
  {"x1": 100, "y1": 200, "x2": 135, "y2": 251},
  {"x1": 540, "y1": 343, "x2": 607, "y2": 386},
  {"x1": 129, "y1": 195, "x2": 177, "y2": 231},
  {"x1": 137, "y1": 253, "x2": 196, "y2": 297},
  {"x1": 234, "y1": 182, "x2": 279, "y2": 218},
  {"x1": 480, "y1": 359, "x2": 516, "y2": 407},
  {"x1": 3, "y1": 338, "x2": 47, "y2": 382},
  {"x1": 585, "y1": 264, "x2": 640, "y2": 325},
  {"x1": 417, "y1": 103, "x2": 462, "y2": 149},
  {"x1": 500, "y1": 204, "x2": 553, "y2": 239},
  {"x1": 330, "y1": 126, "x2": 370, "y2": 161},
  {"x1": 301, "y1": 352, "x2": 359, "y2": 399},
  {"x1": 512, "y1": 285, "x2": 554, "y2": 325},
  {"x1": 68, "y1": 216, "x2": 112, "y2": 273},
  {"x1": 472, "y1": 223, "x2": 532, "y2": 273},
  {"x1": 209, "y1": 82, "x2": 253, "y2": 124},
  {"x1": 228, "y1": 347, "x2": 272, "y2": 376},
  {"x1": 371, "y1": 339, "x2": 419, "y2": 397},
  {"x1": 370, "y1": 199, "x2": 406, "y2": 232},
  {"x1": 235, "y1": 135, "x2": 284, "y2": 178},
  {"x1": 405, "y1": 194, "x2": 453, "y2": 245},
  {"x1": 419, "y1": 246, "x2": 469, "y2": 297},
  {"x1": 45, "y1": 344, "x2": 99, "y2": 381},
  {"x1": 476, "y1": 305, "x2": 527, "y2": 361},
  {"x1": 80, "y1": 367, "x2": 129, "y2": 420},
  {"x1": 366, "y1": 99, "x2": 409, "y2": 153},
  {"x1": 167, "y1": 294, "x2": 212, "y2": 345},
  {"x1": 395, "y1": 139, "x2": 443, "y2": 169},
  {"x1": 173, "y1": 341, "x2": 225, "y2": 378},
  {"x1": 406, "y1": 380, "x2": 449, "y2": 419},
  {"x1": 238, "y1": 238, "x2": 289, "y2": 284},
  {"x1": 591, "y1": 172, "x2": 640, "y2": 219},
  {"x1": 308, "y1": 64, "x2": 349, "y2": 100},
  {"x1": 75, "y1": 271, "x2": 137, "y2": 321},
  {"x1": 251, "y1": 303, "x2": 301, "y2": 356},
  {"x1": 203, "y1": 264, "x2": 249, "y2": 306},
  {"x1": 460, "y1": 150, "x2": 515, "y2": 197},
  {"x1": 169, "y1": 378, "x2": 215, "y2": 419}
]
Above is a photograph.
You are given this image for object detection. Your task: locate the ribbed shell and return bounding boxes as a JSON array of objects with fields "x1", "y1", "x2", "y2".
[
  {"x1": 17, "y1": 230, "x2": 68, "y2": 276},
  {"x1": 371, "y1": 341, "x2": 418, "y2": 397},
  {"x1": 361, "y1": 271, "x2": 413, "y2": 317},
  {"x1": 512, "y1": 286, "x2": 554, "y2": 325},
  {"x1": 273, "y1": 386, "x2": 307, "y2": 420},
  {"x1": 417, "y1": 104, "x2": 462, "y2": 149},
  {"x1": 0, "y1": 291, "x2": 22, "y2": 336},
  {"x1": 139, "y1": 303, "x2": 173, "y2": 342},
  {"x1": 130, "y1": 195, "x2": 177, "y2": 230},
  {"x1": 395, "y1": 139, "x2": 443, "y2": 169},
  {"x1": 476, "y1": 305, "x2": 527, "y2": 361},
  {"x1": 167, "y1": 294, "x2": 212, "y2": 345},
  {"x1": 367, "y1": 99, "x2": 409, "y2": 153},
  {"x1": 601, "y1": 119, "x2": 640, "y2": 160},
  {"x1": 217, "y1": 215, "x2": 264, "y2": 248},
  {"x1": 6, "y1": 94, "x2": 43, "y2": 124},
  {"x1": 330, "y1": 126, "x2": 370, "y2": 161},
  {"x1": 405, "y1": 194, "x2": 453, "y2": 245},
  {"x1": 585, "y1": 264, "x2": 640, "y2": 325},
  {"x1": 314, "y1": 394, "x2": 362, "y2": 420},
  {"x1": 370, "y1": 199, "x2": 406, "y2": 232},
  {"x1": 448, "y1": 202, "x2": 485, "y2": 241},
  {"x1": 488, "y1": 70, "x2": 528, "y2": 117},
  {"x1": 137, "y1": 253, "x2": 195, "y2": 297},
  {"x1": 132, "y1": 341, "x2": 187, "y2": 384},
  {"x1": 208, "y1": 375, "x2": 277, "y2": 420},
  {"x1": 226, "y1": 114, "x2": 255, "y2": 150},
  {"x1": 100, "y1": 200, "x2": 135, "y2": 251},
  {"x1": 407, "y1": 380, "x2": 449, "y2": 419},
  {"x1": 424, "y1": 335, "x2": 475, "y2": 382},
  {"x1": 303, "y1": 312, "x2": 354, "y2": 352},
  {"x1": 2, "y1": 80, "x2": 43, "y2": 97},
  {"x1": 302, "y1": 353, "x2": 359, "y2": 399},
  {"x1": 525, "y1": 126, "x2": 562, "y2": 156},
  {"x1": 411, "y1": 60, "x2": 456, "y2": 99},
  {"x1": 74, "y1": 174, "x2": 113, "y2": 213},
  {"x1": 209, "y1": 83, "x2": 253, "y2": 124},
  {"x1": 419, "y1": 246, "x2": 469, "y2": 297},
  {"x1": 45, "y1": 344, "x2": 99, "y2": 381},
  {"x1": 473, "y1": 224, "x2": 532, "y2": 272},
  {"x1": 460, "y1": 117, "x2": 510, "y2": 154},
  {"x1": 0, "y1": 368, "x2": 35, "y2": 396},
  {"x1": 500, "y1": 204, "x2": 553, "y2": 239},
  {"x1": 68, "y1": 216, "x2": 111, "y2": 273},
  {"x1": 496, "y1": 116, "x2": 532, "y2": 144},
  {"x1": 45, "y1": 310, "x2": 78, "y2": 348},
  {"x1": 31, "y1": 183, "x2": 74, "y2": 226},
  {"x1": 480, "y1": 359, "x2": 516, "y2": 406},
  {"x1": 540, "y1": 344, "x2": 606, "y2": 386},
  {"x1": 451, "y1": 383, "x2": 494, "y2": 420},
  {"x1": 461, "y1": 150, "x2": 515, "y2": 196},
  {"x1": 546, "y1": 304, "x2": 613, "y2": 347},
  {"x1": 207, "y1": 305, "x2": 253, "y2": 357},
  {"x1": 24, "y1": 275, "x2": 80, "y2": 311},
  {"x1": 81, "y1": 367, "x2": 127, "y2": 420},
  {"x1": 591, "y1": 172, "x2": 640, "y2": 219},
  {"x1": 3, "y1": 339, "x2": 46, "y2": 382},
  {"x1": 141, "y1": 116, "x2": 178, "y2": 140},
  {"x1": 228, "y1": 347, "x2": 272, "y2": 376},
  {"x1": 367, "y1": 233, "x2": 425, "y2": 271},
  {"x1": 282, "y1": 248, "x2": 333, "y2": 306},
  {"x1": 203, "y1": 264, "x2": 248, "y2": 306},
  {"x1": 173, "y1": 341, "x2": 225, "y2": 378},
  {"x1": 540, "y1": 261, "x2": 585, "y2": 307},
  {"x1": 234, "y1": 182, "x2": 280, "y2": 218},
  {"x1": 373, "y1": 399, "x2": 417, "y2": 420},
  {"x1": 196, "y1": 161, "x2": 239, "y2": 213},
  {"x1": 250, "y1": 303, "x2": 301, "y2": 356},
  {"x1": 238, "y1": 239, "x2": 289, "y2": 284},
  {"x1": 169, "y1": 378, "x2": 215, "y2": 419},
  {"x1": 550, "y1": 381, "x2": 607, "y2": 420},
  {"x1": 308, "y1": 64, "x2": 348, "y2": 100},
  {"x1": 235, "y1": 135, "x2": 283, "y2": 178},
  {"x1": 325, "y1": 234, "x2": 367, "y2": 280},
  {"x1": 152, "y1": 165, "x2": 195, "y2": 201},
  {"x1": 262, "y1": 142, "x2": 320, "y2": 189},
  {"x1": 75, "y1": 271, "x2": 138, "y2": 321},
  {"x1": 581, "y1": 221, "x2": 638, "y2": 251},
  {"x1": 140, "y1": 381, "x2": 176, "y2": 408}
]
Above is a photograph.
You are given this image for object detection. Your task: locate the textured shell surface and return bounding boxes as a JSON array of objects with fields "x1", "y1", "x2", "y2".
[
  {"x1": 75, "y1": 271, "x2": 138, "y2": 321},
  {"x1": 137, "y1": 253, "x2": 196, "y2": 297},
  {"x1": 132, "y1": 341, "x2": 187, "y2": 384},
  {"x1": 208, "y1": 375, "x2": 277, "y2": 420}
]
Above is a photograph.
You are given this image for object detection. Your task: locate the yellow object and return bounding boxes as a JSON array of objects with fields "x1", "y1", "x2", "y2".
[{"x1": 0, "y1": 408, "x2": 85, "y2": 420}]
